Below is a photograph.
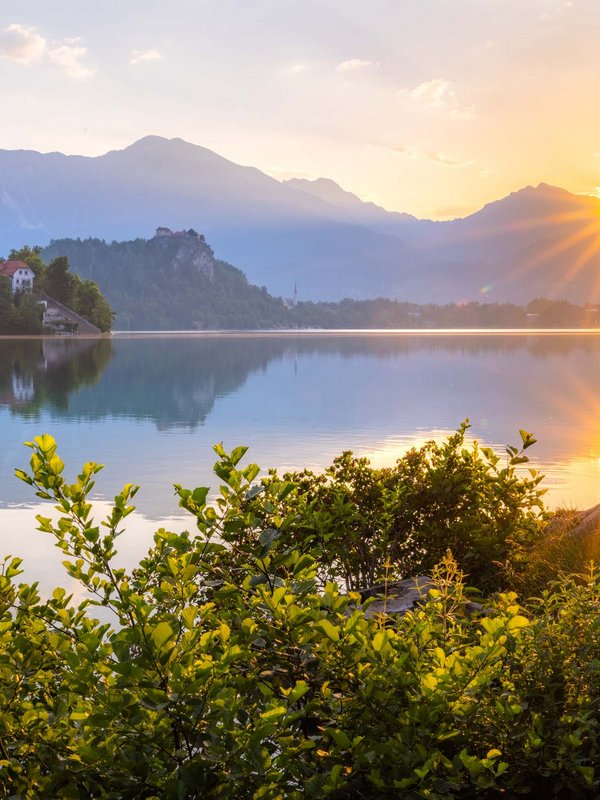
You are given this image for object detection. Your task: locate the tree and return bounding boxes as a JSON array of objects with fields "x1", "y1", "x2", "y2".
[
  {"x1": 10, "y1": 292, "x2": 43, "y2": 334},
  {"x1": 0, "y1": 276, "x2": 13, "y2": 332},
  {"x1": 76, "y1": 279, "x2": 115, "y2": 333},
  {"x1": 45, "y1": 256, "x2": 77, "y2": 307},
  {"x1": 0, "y1": 276, "x2": 42, "y2": 334}
]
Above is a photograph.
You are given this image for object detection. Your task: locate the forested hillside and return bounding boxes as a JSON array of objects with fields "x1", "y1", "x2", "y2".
[
  {"x1": 42, "y1": 231, "x2": 288, "y2": 330},
  {"x1": 39, "y1": 229, "x2": 600, "y2": 331}
]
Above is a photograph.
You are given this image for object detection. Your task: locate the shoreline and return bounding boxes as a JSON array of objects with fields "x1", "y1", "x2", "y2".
[{"x1": 3, "y1": 327, "x2": 600, "y2": 340}]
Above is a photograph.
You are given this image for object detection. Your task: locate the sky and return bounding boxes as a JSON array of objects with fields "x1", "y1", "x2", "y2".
[{"x1": 1, "y1": 0, "x2": 600, "y2": 219}]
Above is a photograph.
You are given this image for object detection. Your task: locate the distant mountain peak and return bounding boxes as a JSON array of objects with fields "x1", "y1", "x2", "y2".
[
  {"x1": 1, "y1": 136, "x2": 600, "y2": 307},
  {"x1": 125, "y1": 135, "x2": 188, "y2": 149},
  {"x1": 115, "y1": 136, "x2": 233, "y2": 163},
  {"x1": 284, "y1": 176, "x2": 417, "y2": 225},
  {"x1": 309, "y1": 177, "x2": 346, "y2": 190},
  {"x1": 526, "y1": 181, "x2": 569, "y2": 196}
]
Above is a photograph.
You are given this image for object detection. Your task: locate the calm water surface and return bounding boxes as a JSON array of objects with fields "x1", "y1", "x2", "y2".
[{"x1": 2, "y1": 332, "x2": 600, "y2": 592}]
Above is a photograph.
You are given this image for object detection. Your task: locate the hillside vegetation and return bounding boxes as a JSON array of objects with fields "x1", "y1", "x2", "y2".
[
  {"x1": 0, "y1": 246, "x2": 113, "y2": 333},
  {"x1": 2, "y1": 427, "x2": 600, "y2": 797},
  {"x1": 41, "y1": 232, "x2": 600, "y2": 330},
  {"x1": 42, "y1": 232, "x2": 288, "y2": 330}
]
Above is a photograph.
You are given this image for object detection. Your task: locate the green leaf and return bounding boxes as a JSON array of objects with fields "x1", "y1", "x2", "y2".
[
  {"x1": 230, "y1": 446, "x2": 248, "y2": 466},
  {"x1": 150, "y1": 621, "x2": 176, "y2": 650},
  {"x1": 372, "y1": 630, "x2": 389, "y2": 653},
  {"x1": 260, "y1": 705, "x2": 286, "y2": 721},
  {"x1": 507, "y1": 615, "x2": 530, "y2": 630},
  {"x1": 519, "y1": 429, "x2": 538, "y2": 449},
  {"x1": 258, "y1": 528, "x2": 280, "y2": 556},
  {"x1": 192, "y1": 487, "x2": 209, "y2": 504},
  {"x1": 285, "y1": 680, "x2": 310, "y2": 704},
  {"x1": 316, "y1": 619, "x2": 339, "y2": 642},
  {"x1": 577, "y1": 766, "x2": 594, "y2": 786},
  {"x1": 181, "y1": 607, "x2": 197, "y2": 629},
  {"x1": 246, "y1": 484, "x2": 264, "y2": 500},
  {"x1": 36, "y1": 433, "x2": 56, "y2": 455}
]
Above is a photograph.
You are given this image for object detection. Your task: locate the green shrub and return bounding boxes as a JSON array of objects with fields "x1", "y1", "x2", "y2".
[
  {"x1": 258, "y1": 421, "x2": 546, "y2": 591},
  {"x1": 0, "y1": 433, "x2": 596, "y2": 798}
]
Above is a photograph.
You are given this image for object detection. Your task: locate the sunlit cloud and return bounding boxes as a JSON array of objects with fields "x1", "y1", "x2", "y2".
[
  {"x1": 130, "y1": 49, "x2": 164, "y2": 65},
  {"x1": 429, "y1": 152, "x2": 474, "y2": 168},
  {"x1": 394, "y1": 144, "x2": 473, "y2": 169},
  {"x1": 336, "y1": 58, "x2": 378, "y2": 72},
  {"x1": 393, "y1": 144, "x2": 419, "y2": 159},
  {"x1": 0, "y1": 23, "x2": 93, "y2": 79},
  {"x1": 0, "y1": 23, "x2": 46, "y2": 64},
  {"x1": 410, "y1": 78, "x2": 451, "y2": 105},
  {"x1": 286, "y1": 63, "x2": 310, "y2": 76},
  {"x1": 48, "y1": 42, "x2": 94, "y2": 79},
  {"x1": 539, "y1": 0, "x2": 573, "y2": 20},
  {"x1": 404, "y1": 78, "x2": 475, "y2": 119}
]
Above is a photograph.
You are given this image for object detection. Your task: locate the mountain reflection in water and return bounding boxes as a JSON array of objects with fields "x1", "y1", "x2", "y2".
[{"x1": 1, "y1": 333, "x2": 600, "y2": 525}]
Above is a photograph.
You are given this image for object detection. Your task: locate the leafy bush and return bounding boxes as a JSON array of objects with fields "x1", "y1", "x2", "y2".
[
  {"x1": 257, "y1": 422, "x2": 546, "y2": 591},
  {"x1": 0, "y1": 433, "x2": 597, "y2": 798}
]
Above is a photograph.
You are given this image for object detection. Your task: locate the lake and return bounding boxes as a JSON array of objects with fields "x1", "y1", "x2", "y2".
[{"x1": 2, "y1": 331, "x2": 600, "y2": 593}]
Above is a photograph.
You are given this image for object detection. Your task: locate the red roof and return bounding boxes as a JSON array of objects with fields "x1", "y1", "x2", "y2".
[{"x1": 0, "y1": 260, "x2": 33, "y2": 277}]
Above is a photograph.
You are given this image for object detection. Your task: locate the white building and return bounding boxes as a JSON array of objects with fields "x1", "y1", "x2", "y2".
[{"x1": 0, "y1": 260, "x2": 35, "y2": 294}]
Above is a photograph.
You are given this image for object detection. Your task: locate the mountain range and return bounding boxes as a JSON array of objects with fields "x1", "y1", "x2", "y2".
[{"x1": 2, "y1": 135, "x2": 600, "y2": 304}]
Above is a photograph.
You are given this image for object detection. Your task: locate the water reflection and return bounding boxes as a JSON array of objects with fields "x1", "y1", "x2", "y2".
[
  {"x1": 3, "y1": 333, "x2": 600, "y2": 428},
  {"x1": 0, "y1": 338, "x2": 113, "y2": 416},
  {"x1": 2, "y1": 333, "x2": 600, "y2": 527}
]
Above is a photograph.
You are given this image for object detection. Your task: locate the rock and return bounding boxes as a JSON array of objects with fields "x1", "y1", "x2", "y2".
[
  {"x1": 357, "y1": 575, "x2": 482, "y2": 618},
  {"x1": 359, "y1": 576, "x2": 432, "y2": 618}
]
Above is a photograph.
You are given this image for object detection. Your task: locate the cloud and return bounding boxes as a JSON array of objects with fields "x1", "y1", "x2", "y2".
[
  {"x1": 286, "y1": 63, "x2": 310, "y2": 76},
  {"x1": 130, "y1": 49, "x2": 164, "y2": 65},
  {"x1": 48, "y1": 43, "x2": 94, "y2": 79},
  {"x1": 428, "y1": 152, "x2": 473, "y2": 168},
  {"x1": 336, "y1": 58, "x2": 378, "y2": 72},
  {"x1": 410, "y1": 78, "x2": 451, "y2": 105},
  {"x1": 404, "y1": 78, "x2": 475, "y2": 119},
  {"x1": 0, "y1": 23, "x2": 94, "y2": 79},
  {"x1": 393, "y1": 144, "x2": 419, "y2": 159},
  {"x1": 0, "y1": 23, "x2": 46, "y2": 64},
  {"x1": 393, "y1": 144, "x2": 473, "y2": 169}
]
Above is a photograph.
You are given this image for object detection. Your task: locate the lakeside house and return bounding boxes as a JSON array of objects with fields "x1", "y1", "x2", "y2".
[{"x1": 0, "y1": 260, "x2": 35, "y2": 294}]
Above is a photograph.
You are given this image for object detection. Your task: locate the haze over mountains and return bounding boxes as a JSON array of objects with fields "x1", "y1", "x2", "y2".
[{"x1": 2, "y1": 135, "x2": 600, "y2": 304}]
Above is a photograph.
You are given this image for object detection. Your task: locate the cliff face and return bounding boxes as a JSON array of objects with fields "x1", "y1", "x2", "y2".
[{"x1": 152, "y1": 228, "x2": 215, "y2": 280}]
